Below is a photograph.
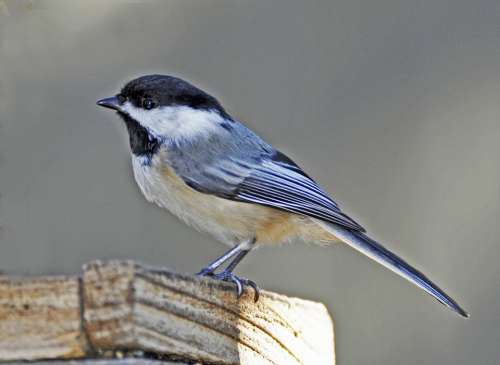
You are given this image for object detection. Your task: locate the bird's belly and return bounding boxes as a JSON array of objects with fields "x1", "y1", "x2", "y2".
[{"x1": 131, "y1": 155, "x2": 304, "y2": 246}]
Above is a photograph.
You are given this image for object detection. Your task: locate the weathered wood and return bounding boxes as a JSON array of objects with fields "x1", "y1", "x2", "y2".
[
  {"x1": 0, "y1": 260, "x2": 335, "y2": 364},
  {"x1": 0, "y1": 274, "x2": 89, "y2": 360},
  {"x1": 1, "y1": 360, "x2": 184, "y2": 365}
]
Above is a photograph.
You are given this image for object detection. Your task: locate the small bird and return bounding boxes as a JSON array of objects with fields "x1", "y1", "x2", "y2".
[{"x1": 97, "y1": 74, "x2": 468, "y2": 317}]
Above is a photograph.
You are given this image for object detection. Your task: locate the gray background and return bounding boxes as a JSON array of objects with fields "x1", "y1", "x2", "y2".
[{"x1": 1, "y1": 0, "x2": 499, "y2": 364}]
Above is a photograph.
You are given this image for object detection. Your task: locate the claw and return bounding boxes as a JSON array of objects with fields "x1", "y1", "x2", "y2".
[
  {"x1": 245, "y1": 279, "x2": 260, "y2": 302},
  {"x1": 231, "y1": 277, "x2": 244, "y2": 298},
  {"x1": 199, "y1": 270, "x2": 260, "y2": 302}
]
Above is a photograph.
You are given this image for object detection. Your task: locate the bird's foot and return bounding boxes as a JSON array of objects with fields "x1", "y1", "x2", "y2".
[{"x1": 197, "y1": 269, "x2": 260, "y2": 302}]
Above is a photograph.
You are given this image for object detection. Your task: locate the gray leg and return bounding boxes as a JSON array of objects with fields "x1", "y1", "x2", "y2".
[
  {"x1": 195, "y1": 244, "x2": 243, "y2": 276},
  {"x1": 224, "y1": 238, "x2": 256, "y2": 272},
  {"x1": 196, "y1": 239, "x2": 259, "y2": 302}
]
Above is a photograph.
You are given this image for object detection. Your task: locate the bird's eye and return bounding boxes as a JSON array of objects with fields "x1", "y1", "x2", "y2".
[{"x1": 142, "y1": 98, "x2": 157, "y2": 110}]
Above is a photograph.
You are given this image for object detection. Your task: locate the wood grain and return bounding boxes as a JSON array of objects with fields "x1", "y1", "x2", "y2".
[
  {"x1": 0, "y1": 360, "x2": 188, "y2": 365},
  {"x1": 0, "y1": 274, "x2": 89, "y2": 361},
  {"x1": 0, "y1": 260, "x2": 334, "y2": 364}
]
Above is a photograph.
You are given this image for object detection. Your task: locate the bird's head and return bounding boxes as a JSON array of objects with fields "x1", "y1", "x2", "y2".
[{"x1": 97, "y1": 75, "x2": 231, "y2": 140}]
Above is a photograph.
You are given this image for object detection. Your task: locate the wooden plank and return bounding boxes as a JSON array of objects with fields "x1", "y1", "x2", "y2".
[
  {"x1": 0, "y1": 274, "x2": 89, "y2": 361},
  {"x1": 1, "y1": 360, "x2": 185, "y2": 365},
  {"x1": 0, "y1": 260, "x2": 335, "y2": 364}
]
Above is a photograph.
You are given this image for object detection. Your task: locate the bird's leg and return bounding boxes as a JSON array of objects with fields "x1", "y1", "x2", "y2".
[
  {"x1": 195, "y1": 244, "x2": 243, "y2": 276},
  {"x1": 197, "y1": 239, "x2": 260, "y2": 302},
  {"x1": 224, "y1": 245, "x2": 253, "y2": 273}
]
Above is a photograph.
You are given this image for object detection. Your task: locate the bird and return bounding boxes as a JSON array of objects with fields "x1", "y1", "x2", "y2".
[{"x1": 96, "y1": 74, "x2": 468, "y2": 317}]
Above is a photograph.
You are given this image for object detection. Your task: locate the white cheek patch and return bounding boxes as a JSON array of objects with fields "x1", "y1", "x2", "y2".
[{"x1": 121, "y1": 102, "x2": 224, "y2": 141}]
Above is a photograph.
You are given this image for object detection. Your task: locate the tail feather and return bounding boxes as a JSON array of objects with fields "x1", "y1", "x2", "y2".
[{"x1": 315, "y1": 220, "x2": 468, "y2": 318}]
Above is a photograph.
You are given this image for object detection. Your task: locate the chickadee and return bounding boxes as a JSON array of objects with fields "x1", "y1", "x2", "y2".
[{"x1": 97, "y1": 74, "x2": 467, "y2": 317}]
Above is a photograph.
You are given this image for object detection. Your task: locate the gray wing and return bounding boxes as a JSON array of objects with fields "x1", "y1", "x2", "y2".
[{"x1": 168, "y1": 123, "x2": 364, "y2": 231}]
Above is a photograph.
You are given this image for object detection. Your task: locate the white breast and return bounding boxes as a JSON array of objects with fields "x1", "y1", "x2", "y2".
[{"x1": 131, "y1": 152, "x2": 275, "y2": 246}]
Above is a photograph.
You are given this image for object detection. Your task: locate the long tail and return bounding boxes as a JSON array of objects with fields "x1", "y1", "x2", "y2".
[{"x1": 315, "y1": 220, "x2": 468, "y2": 318}]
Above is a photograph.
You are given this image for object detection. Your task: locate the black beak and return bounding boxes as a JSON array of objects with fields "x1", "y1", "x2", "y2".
[{"x1": 96, "y1": 96, "x2": 121, "y2": 111}]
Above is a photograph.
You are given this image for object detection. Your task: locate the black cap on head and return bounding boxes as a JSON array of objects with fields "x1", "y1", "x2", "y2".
[{"x1": 118, "y1": 75, "x2": 229, "y2": 117}]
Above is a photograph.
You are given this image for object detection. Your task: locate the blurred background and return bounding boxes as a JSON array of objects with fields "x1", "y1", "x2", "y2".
[{"x1": 1, "y1": 0, "x2": 499, "y2": 364}]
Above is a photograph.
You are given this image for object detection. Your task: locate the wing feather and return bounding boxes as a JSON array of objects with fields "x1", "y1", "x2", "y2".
[
  {"x1": 233, "y1": 158, "x2": 364, "y2": 231},
  {"x1": 195, "y1": 151, "x2": 365, "y2": 232}
]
